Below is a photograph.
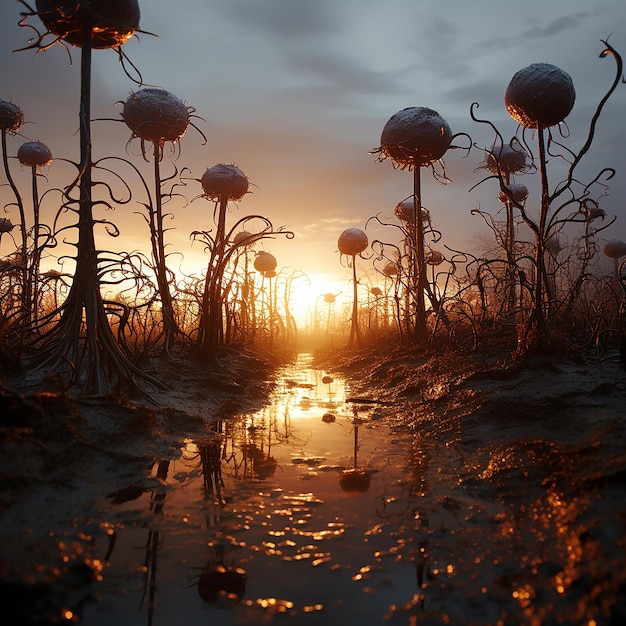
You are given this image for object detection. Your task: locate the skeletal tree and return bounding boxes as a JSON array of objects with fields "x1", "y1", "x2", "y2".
[{"x1": 193, "y1": 164, "x2": 294, "y2": 361}]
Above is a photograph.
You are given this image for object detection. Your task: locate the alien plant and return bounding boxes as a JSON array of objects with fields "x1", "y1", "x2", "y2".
[
  {"x1": 471, "y1": 39, "x2": 624, "y2": 357},
  {"x1": 14, "y1": 0, "x2": 162, "y2": 395}
]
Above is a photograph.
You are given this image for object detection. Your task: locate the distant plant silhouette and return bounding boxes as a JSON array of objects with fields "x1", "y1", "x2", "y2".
[
  {"x1": 191, "y1": 165, "x2": 293, "y2": 361},
  {"x1": 338, "y1": 227, "x2": 368, "y2": 346},
  {"x1": 373, "y1": 107, "x2": 470, "y2": 344}
]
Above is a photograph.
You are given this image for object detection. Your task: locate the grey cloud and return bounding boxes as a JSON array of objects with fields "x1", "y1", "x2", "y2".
[
  {"x1": 214, "y1": 0, "x2": 342, "y2": 41},
  {"x1": 522, "y1": 13, "x2": 593, "y2": 39},
  {"x1": 285, "y1": 51, "x2": 404, "y2": 96}
]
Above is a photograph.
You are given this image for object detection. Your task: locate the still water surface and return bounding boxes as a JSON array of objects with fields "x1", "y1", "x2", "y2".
[{"x1": 86, "y1": 353, "x2": 425, "y2": 625}]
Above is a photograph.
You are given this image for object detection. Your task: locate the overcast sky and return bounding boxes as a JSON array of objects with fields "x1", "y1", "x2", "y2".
[{"x1": 1, "y1": 0, "x2": 625, "y2": 299}]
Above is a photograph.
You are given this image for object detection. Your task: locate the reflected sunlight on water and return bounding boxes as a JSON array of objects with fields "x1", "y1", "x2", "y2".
[
  {"x1": 86, "y1": 353, "x2": 421, "y2": 625},
  {"x1": 83, "y1": 353, "x2": 625, "y2": 625}
]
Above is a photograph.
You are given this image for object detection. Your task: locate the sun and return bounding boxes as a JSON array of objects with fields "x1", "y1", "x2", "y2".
[{"x1": 287, "y1": 273, "x2": 351, "y2": 329}]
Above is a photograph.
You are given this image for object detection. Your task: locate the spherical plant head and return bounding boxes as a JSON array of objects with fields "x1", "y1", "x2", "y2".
[
  {"x1": 323, "y1": 293, "x2": 336, "y2": 304},
  {"x1": 370, "y1": 287, "x2": 383, "y2": 297},
  {"x1": 585, "y1": 206, "x2": 606, "y2": 222},
  {"x1": 0, "y1": 100, "x2": 24, "y2": 133},
  {"x1": 35, "y1": 0, "x2": 140, "y2": 49},
  {"x1": 505, "y1": 63, "x2": 575, "y2": 129},
  {"x1": 338, "y1": 228, "x2": 368, "y2": 256},
  {"x1": 17, "y1": 141, "x2": 53, "y2": 167},
  {"x1": 545, "y1": 235, "x2": 562, "y2": 255},
  {"x1": 382, "y1": 262, "x2": 398, "y2": 277},
  {"x1": 379, "y1": 107, "x2": 452, "y2": 168},
  {"x1": 425, "y1": 250, "x2": 445, "y2": 266},
  {"x1": 254, "y1": 251, "x2": 277, "y2": 273},
  {"x1": 201, "y1": 164, "x2": 249, "y2": 201},
  {"x1": 233, "y1": 230, "x2": 255, "y2": 247},
  {"x1": 486, "y1": 143, "x2": 528, "y2": 175},
  {"x1": 499, "y1": 183, "x2": 528, "y2": 205},
  {"x1": 603, "y1": 239, "x2": 626, "y2": 259},
  {"x1": 339, "y1": 469, "x2": 370, "y2": 493},
  {"x1": 0, "y1": 217, "x2": 14, "y2": 233},
  {"x1": 394, "y1": 198, "x2": 430, "y2": 224},
  {"x1": 122, "y1": 88, "x2": 190, "y2": 144}
]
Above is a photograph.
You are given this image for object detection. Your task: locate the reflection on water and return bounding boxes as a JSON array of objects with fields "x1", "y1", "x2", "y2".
[
  {"x1": 85, "y1": 353, "x2": 625, "y2": 625},
  {"x1": 86, "y1": 353, "x2": 421, "y2": 625}
]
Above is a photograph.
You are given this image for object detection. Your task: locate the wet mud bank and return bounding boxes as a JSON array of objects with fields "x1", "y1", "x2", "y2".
[
  {"x1": 0, "y1": 347, "x2": 280, "y2": 625},
  {"x1": 1, "y1": 340, "x2": 625, "y2": 625},
  {"x1": 315, "y1": 341, "x2": 626, "y2": 624}
]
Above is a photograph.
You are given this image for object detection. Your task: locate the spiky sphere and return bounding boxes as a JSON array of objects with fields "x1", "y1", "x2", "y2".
[
  {"x1": 394, "y1": 198, "x2": 430, "y2": 224},
  {"x1": 383, "y1": 262, "x2": 398, "y2": 277},
  {"x1": 379, "y1": 107, "x2": 452, "y2": 168},
  {"x1": 233, "y1": 231, "x2": 255, "y2": 246},
  {"x1": 486, "y1": 144, "x2": 527, "y2": 175},
  {"x1": 505, "y1": 63, "x2": 575, "y2": 129},
  {"x1": 604, "y1": 239, "x2": 626, "y2": 259},
  {"x1": 35, "y1": 0, "x2": 140, "y2": 49},
  {"x1": 254, "y1": 251, "x2": 277, "y2": 273},
  {"x1": 201, "y1": 164, "x2": 249, "y2": 201},
  {"x1": 0, "y1": 217, "x2": 14, "y2": 233},
  {"x1": 338, "y1": 228, "x2": 368, "y2": 256},
  {"x1": 425, "y1": 250, "x2": 445, "y2": 266},
  {"x1": 0, "y1": 100, "x2": 24, "y2": 133},
  {"x1": 17, "y1": 141, "x2": 53, "y2": 167},
  {"x1": 499, "y1": 183, "x2": 528, "y2": 205},
  {"x1": 123, "y1": 89, "x2": 190, "y2": 143}
]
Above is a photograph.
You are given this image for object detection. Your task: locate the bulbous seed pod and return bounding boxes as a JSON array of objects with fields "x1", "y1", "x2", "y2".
[
  {"x1": 505, "y1": 63, "x2": 575, "y2": 129},
  {"x1": 394, "y1": 198, "x2": 430, "y2": 224},
  {"x1": 338, "y1": 228, "x2": 368, "y2": 256},
  {"x1": 499, "y1": 183, "x2": 528, "y2": 205},
  {"x1": 122, "y1": 88, "x2": 190, "y2": 143},
  {"x1": 0, "y1": 100, "x2": 24, "y2": 133},
  {"x1": 254, "y1": 251, "x2": 277, "y2": 273},
  {"x1": 425, "y1": 250, "x2": 445, "y2": 266},
  {"x1": 35, "y1": 0, "x2": 140, "y2": 49},
  {"x1": 323, "y1": 293, "x2": 336, "y2": 304},
  {"x1": 486, "y1": 143, "x2": 528, "y2": 175},
  {"x1": 604, "y1": 239, "x2": 626, "y2": 259},
  {"x1": 382, "y1": 262, "x2": 398, "y2": 277},
  {"x1": 201, "y1": 164, "x2": 249, "y2": 201},
  {"x1": 17, "y1": 141, "x2": 53, "y2": 167},
  {"x1": 233, "y1": 230, "x2": 255, "y2": 246},
  {"x1": 0, "y1": 217, "x2": 14, "y2": 233},
  {"x1": 379, "y1": 107, "x2": 452, "y2": 168},
  {"x1": 545, "y1": 235, "x2": 562, "y2": 255}
]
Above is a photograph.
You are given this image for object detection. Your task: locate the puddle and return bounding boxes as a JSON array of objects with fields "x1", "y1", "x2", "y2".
[{"x1": 86, "y1": 353, "x2": 423, "y2": 625}]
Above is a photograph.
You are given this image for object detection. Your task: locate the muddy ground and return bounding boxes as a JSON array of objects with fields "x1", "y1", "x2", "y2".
[{"x1": 1, "y1": 335, "x2": 625, "y2": 624}]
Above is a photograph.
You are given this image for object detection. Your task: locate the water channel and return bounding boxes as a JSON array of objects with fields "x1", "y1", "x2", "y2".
[{"x1": 85, "y1": 353, "x2": 428, "y2": 625}]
